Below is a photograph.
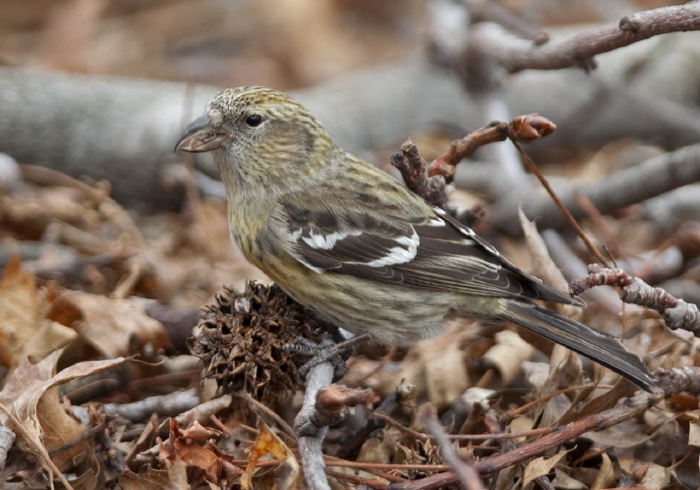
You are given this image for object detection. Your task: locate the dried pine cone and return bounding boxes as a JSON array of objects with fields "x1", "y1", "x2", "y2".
[{"x1": 188, "y1": 281, "x2": 325, "y2": 401}]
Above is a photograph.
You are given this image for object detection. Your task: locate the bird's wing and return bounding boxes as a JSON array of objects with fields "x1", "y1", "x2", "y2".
[{"x1": 274, "y1": 192, "x2": 581, "y2": 305}]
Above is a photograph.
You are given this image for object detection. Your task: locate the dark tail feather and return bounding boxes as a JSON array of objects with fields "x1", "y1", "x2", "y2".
[{"x1": 501, "y1": 301, "x2": 653, "y2": 391}]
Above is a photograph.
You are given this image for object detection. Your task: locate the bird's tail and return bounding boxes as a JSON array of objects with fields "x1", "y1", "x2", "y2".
[{"x1": 499, "y1": 301, "x2": 653, "y2": 391}]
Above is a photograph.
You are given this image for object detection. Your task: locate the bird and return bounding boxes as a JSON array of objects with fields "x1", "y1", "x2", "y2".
[{"x1": 175, "y1": 86, "x2": 653, "y2": 391}]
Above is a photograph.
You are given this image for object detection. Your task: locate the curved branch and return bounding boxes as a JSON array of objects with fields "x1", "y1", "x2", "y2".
[{"x1": 470, "y1": 2, "x2": 700, "y2": 73}]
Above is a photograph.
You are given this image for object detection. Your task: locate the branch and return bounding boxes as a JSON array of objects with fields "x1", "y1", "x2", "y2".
[
  {"x1": 421, "y1": 407, "x2": 486, "y2": 490},
  {"x1": 391, "y1": 115, "x2": 555, "y2": 207},
  {"x1": 490, "y1": 143, "x2": 700, "y2": 236},
  {"x1": 294, "y1": 358, "x2": 334, "y2": 490},
  {"x1": 570, "y1": 265, "x2": 700, "y2": 335},
  {"x1": 469, "y1": 2, "x2": 700, "y2": 73},
  {"x1": 392, "y1": 388, "x2": 660, "y2": 489}
]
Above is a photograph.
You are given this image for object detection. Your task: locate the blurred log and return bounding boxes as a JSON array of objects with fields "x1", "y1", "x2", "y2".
[
  {"x1": 489, "y1": 144, "x2": 700, "y2": 236},
  {"x1": 0, "y1": 59, "x2": 473, "y2": 208},
  {"x1": 0, "y1": 69, "x2": 215, "y2": 208},
  {"x1": 0, "y1": 30, "x2": 699, "y2": 208}
]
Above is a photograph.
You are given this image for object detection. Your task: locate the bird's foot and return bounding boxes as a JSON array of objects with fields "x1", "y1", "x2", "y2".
[{"x1": 285, "y1": 333, "x2": 370, "y2": 381}]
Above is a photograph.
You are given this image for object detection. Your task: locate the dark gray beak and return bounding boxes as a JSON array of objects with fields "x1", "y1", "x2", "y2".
[{"x1": 175, "y1": 114, "x2": 229, "y2": 153}]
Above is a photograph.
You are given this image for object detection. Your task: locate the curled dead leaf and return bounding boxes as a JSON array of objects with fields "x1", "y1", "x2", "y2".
[
  {"x1": 48, "y1": 291, "x2": 170, "y2": 359},
  {"x1": 242, "y1": 420, "x2": 299, "y2": 490}
]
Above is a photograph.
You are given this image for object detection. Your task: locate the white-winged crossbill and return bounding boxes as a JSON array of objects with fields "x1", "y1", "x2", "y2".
[{"x1": 176, "y1": 86, "x2": 652, "y2": 391}]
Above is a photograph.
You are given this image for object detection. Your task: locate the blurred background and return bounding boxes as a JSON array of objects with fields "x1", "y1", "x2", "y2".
[
  {"x1": 1, "y1": 2, "x2": 700, "y2": 487},
  {"x1": 1, "y1": 0, "x2": 698, "y2": 206},
  {"x1": 1, "y1": 0, "x2": 423, "y2": 88},
  {"x1": 0, "y1": 0, "x2": 697, "y2": 306},
  {"x1": 0, "y1": 0, "x2": 683, "y2": 87},
  {"x1": 0, "y1": 0, "x2": 698, "y2": 310}
]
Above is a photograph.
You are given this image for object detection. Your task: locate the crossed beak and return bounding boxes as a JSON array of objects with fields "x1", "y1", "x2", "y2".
[{"x1": 175, "y1": 114, "x2": 229, "y2": 153}]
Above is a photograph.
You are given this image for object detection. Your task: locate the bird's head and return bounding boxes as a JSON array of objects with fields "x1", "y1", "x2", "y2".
[{"x1": 176, "y1": 86, "x2": 333, "y2": 187}]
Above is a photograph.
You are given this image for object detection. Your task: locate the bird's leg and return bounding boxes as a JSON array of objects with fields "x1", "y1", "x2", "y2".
[{"x1": 286, "y1": 333, "x2": 371, "y2": 381}]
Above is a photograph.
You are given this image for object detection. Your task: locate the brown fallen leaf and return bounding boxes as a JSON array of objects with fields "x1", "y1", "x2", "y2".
[
  {"x1": 591, "y1": 452, "x2": 615, "y2": 489},
  {"x1": 48, "y1": 291, "x2": 170, "y2": 359},
  {"x1": 482, "y1": 330, "x2": 535, "y2": 386},
  {"x1": 118, "y1": 465, "x2": 183, "y2": 490},
  {"x1": 158, "y1": 418, "x2": 243, "y2": 486},
  {"x1": 522, "y1": 447, "x2": 571, "y2": 488},
  {"x1": 0, "y1": 256, "x2": 77, "y2": 368},
  {"x1": 397, "y1": 324, "x2": 472, "y2": 408},
  {"x1": 242, "y1": 420, "x2": 300, "y2": 490},
  {"x1": 0, "y1": 350, "x2": 129, "y2": 487}
]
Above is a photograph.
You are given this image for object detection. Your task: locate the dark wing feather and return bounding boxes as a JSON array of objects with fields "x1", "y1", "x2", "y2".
[{"x1": 279, "y1": 195, "x2": 580, "y2": 305}]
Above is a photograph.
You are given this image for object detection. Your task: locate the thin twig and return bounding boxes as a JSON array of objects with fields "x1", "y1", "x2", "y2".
[
  {"x1": 421, "y1": 407, "x2": 486, "y2": 490},
  {"x1": 511, "y1": 140, "x2": 610, "y2": 266},
  {"x1": 490, "y1": 143, "x2": 700, "y2": 236},
  {"x1": 237, "y1": 393, "x2": 296, "y2": 441},
  {"x1": 392, "y1": 388, "x2": 663, "y2": 489}
]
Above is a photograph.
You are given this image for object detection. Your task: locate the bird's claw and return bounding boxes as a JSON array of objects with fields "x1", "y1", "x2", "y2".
[{"x1": 284, "y1": 338, "x2": 351, "y2": 381}]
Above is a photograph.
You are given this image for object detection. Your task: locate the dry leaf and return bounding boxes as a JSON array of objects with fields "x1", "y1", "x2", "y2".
[
  {"x1": 0, "y1": 350, "x2": 128, "y2": 484},
  {"x1": 518, "y1": 208, "x2": 571, "y2": 294},
  {"x1": 398, "y1": 326, "x2": 470, "y2": 407},
  {"x1": 48, "y1": 291, "x2": 170, "y2": 358},
  {"x1": 67, "y1": 451, "x2": 101, "y2": 490},
  {"x1": 585, "y1": 420, "x2": 654, "y2": 449},
  {"x1": 552, "y1": 467, "x2": 587, "y2": 489},
  {"x1": 356, "y1": 430, "x2": 397, "y2": 464},
  {"x1": 508, "y1": 415, "x2": 534, "y2": 442},
  {"x1": 522, "y1": 361, "x2": 550, "y2": 390},
  {"x1": 118, "y1": 467, "x2": 176, "y2": 490},
  {"x1": 640, "y1": 464, "x2": 673, "y2": 489},
  {"x1": 522, "y1": 448, "x2": 571, "y2": 487},
  {"x1": 592, "y1": 452, "x2": 615, "y2": 489},
  {"x1": 482, "y1": 330, "x2": 535, "y2": 385},
  {"x1": 159, "y1": 418, "x2": 229, "y2": 485},
  {"x1": 492, "y1": 465, "x2": 523, "y2": 490},
  {"x1": 181, "y1": 420, "x2": 220, "y2": 443},
  {"x1": 689, "y1": 417, "x2": 700, "y2": 447},
  {"x1": 242, "y1": 420, "x2": 299, "y2": 490},
  {"x1": 0, "y1": 256, "x2": 77, "y2": 367}
]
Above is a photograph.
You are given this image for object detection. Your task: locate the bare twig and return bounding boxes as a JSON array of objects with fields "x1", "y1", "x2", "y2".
[
  {"x1": 392, "y1": 388, "x2": 663, "y2": 489},
  {"x1": 48, "y1": 420, "x2": 108, "y2": 457},
  {"x1": 237, "y1": 394, "x2": 296, "y2": 441},
  {"x1": 294, "y1": 338, "x2": 336, "y2": 490},
  {"x1": 312, "y1": 385, "x2": 378, "y2": 429},
  {"x1": 421, "y1": 406, "x2": 486, "y2": 490},
  {"x1": 102, "y1": 389, "x2": 200, "y2": 422},
  {"x1": 428, "y1": 115, "x2": 554, "y2": 184},
  {"x1": 511, "y1": 140, "x2": 610, "y2": 267},
  {"x1": 656, "y1": 366, "x2": 700, "y2": 395},
  {"x1": 468, "y1": 3, "x2": 700, "y2": 74},
  {"x1": 491, "y1": 143, "x2": 700, "y2": 236},
  {"x1": 392, "y1": 115, "x2": 556, "y2": 207},
  {"x1": 570, "y1": 265, "x2": 700, "y2": 335},
  {"x1": 324, "y1": 469, "x2": 391, "y2": 489},
  {"x1": 391, "y1": 140, "x2": 448, "y2": 207},
  {"x1": 427, "y1": 122, "x2": 509, "y2": 182},
  {"x1": 574, "y1": 191, "x2": 628, "y2": 263},
  {"x1": 464, "y1": 0, "x2": 547, "y2": 42},
  {"x1": 541, "y1": 230, "x2": 623, "y2": 314}
]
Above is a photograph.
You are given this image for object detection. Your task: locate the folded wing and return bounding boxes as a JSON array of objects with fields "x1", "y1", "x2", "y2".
[{"x1": 276, "y1": 194, "x2": 580, "y2": 305}]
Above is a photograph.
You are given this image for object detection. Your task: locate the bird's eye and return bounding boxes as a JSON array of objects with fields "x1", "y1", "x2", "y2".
[{"x1": 245, "y1": 114, "x2": 263, "y2": 127}]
